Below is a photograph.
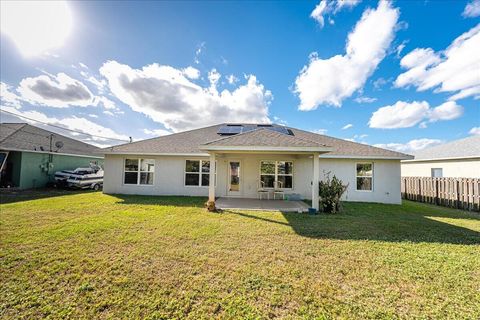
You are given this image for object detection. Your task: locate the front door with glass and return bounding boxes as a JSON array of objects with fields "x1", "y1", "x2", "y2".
[{"x1": 228, "y1": 161, "x2": 241, "y2": 196}]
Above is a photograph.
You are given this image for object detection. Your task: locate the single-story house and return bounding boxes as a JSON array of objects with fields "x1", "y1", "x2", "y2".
[
  {"x1": 401, "y1": 135, "x2": 480, "y2": 178},
  {"x1": 0, "y1": 123, "x2": 103, "y2": 189},
  {"x1": 102, "y1": 123, "x2": 412, "y2": 209}
]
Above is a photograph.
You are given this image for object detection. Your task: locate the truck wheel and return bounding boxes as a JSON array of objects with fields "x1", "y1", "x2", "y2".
[{"x1": 93, "y1": 184, "x2": 100, "y2": 191}]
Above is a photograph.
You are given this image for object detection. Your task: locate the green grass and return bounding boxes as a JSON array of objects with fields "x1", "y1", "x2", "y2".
[{"x1": 1, "y1": 191, "x2": 479, "y2": 319}]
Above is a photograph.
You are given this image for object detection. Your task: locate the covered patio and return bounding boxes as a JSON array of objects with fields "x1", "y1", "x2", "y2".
[
  {"x1": 215, "y1": 197, "x2": 310, "y2": 212},
  {"x1": 200, "y1": 128, "x2": 332, "y2": 211}
]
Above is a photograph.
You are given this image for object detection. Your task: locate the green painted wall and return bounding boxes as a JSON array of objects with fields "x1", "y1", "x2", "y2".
[
  {"x1": 6, "y1": 151, "x2": 22, "y2": 187},
  {"x1": 18, "y1": 152, "x2": 104, "y2": 189}
]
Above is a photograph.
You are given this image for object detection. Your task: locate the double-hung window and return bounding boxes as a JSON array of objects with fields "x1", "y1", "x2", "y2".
[
  {"x1": 124, "y1": 158, "x2": 155, "y2": 185},
  {"x1": 356, "y1": 162, "x2": 373, "y2": 191},
  {"x1": 260, "y1": 161, "x2": 293, "y2": 189},
  {"x1": 185, "y1": 160, "x2": 215, "y2": 186}
]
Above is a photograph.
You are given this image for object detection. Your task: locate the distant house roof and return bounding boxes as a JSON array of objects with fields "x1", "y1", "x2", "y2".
[
  {"x1": 0, "y1": 123, "x2": 102, "y2": 157},
  {"x1": 405, "y1": 135, "x2": 480, "y2": 161},
  {"x1": 103, "y1": 123, "x2": 411, "y2": 159}
]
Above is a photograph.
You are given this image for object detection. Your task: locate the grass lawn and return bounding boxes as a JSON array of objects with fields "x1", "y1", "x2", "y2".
[{"x1": 1, "y1": 191, "x2": 479, "y2": 319}]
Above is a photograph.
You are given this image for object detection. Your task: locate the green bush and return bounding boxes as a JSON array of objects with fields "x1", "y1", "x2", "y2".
[{"x1": 318, "y1": 172, "x2": 348, "y2": 214}]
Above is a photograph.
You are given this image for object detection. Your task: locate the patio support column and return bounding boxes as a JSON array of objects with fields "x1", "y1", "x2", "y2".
[
  {"x1": 209, "y1": 152, "x2": 216, "y2": 202},
  {"x1": 312, "y1": 153, "x2": 320, "y2": 211}
]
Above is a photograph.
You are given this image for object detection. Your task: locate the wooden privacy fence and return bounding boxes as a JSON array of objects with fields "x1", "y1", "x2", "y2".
[{"x1": 402, "y1": 177, "x2": 480, "y2": 212}]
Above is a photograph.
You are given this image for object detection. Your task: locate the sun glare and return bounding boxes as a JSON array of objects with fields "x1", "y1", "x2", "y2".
[{"x1": 1, "y1": 1, "x2": 73, "y2": 57}]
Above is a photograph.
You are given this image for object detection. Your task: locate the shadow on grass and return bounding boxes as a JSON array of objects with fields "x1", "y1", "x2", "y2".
[
  {"x1": 232, "y1": 201, "x2": 480, "y2": 245},
  {"x1": 111, "y1": 194, "x2": 207, "y2": 208},
  {"x1": 0, "y1": 188, "x2": 90, "y2": 204}
]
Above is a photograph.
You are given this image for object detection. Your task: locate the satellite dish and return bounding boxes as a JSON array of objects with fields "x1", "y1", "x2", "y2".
[{"x1": 55, "y1": 141, "x2": 64, "y2": 149}]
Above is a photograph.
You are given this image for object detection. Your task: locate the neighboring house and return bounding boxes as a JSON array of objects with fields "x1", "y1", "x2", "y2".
[
  {"x1": 102, "y1": 123, "x2": 412, "y2": 209},
  {"x1": 401, "y1": 136, "x2": 480, "y2": 178},
  {"x1": 0, "y1": 123, "x2": 103, "y2": 189}
]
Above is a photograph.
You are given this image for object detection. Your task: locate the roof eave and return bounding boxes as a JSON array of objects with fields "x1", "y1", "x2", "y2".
[
  {"x1": 102, "y1": 151, "x2": 210, "y2": 156},
  {"x1": 199, "y1": 145, "x2": 332, "y2": 153},
  {"x1": 319, "y1": 154, "x2": 414, "y2": 160},
  {"x1": 402, "y1": 155, "x2": 480, "y2": 162}
]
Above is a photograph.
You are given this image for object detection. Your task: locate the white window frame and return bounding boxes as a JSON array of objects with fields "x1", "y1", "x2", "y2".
[
  {"x1": 355, "y1": 162, "x2": 373, "y2": 192},
  {"x1": 184, "y1": 159, "x2": 216, "y2": 187},
  {"x1": 123, "y1": 158, "x2": 155, "y2": 186},
  {"x1": 259, "y1": 160, "x2": 294, "y2": 190},
  {"x1": 431, "y1": 168, "x2": 443, "y2": 178}
]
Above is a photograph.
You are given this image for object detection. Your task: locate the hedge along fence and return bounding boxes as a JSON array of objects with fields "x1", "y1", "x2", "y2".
[{"x1": 401, "y1": 177, "x2": 480, "y2": 212}]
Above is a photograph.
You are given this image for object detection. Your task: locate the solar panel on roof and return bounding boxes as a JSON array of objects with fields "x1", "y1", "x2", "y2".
[
  {"x1": 217, "y1": 124, "x2": 294, "y2": 136},
  {"x1": 269, "y1": 126, "x2": 291, "y2": 135},
  {"x1": 217, "y1": 125, "x2": 243, "y2": 135}
]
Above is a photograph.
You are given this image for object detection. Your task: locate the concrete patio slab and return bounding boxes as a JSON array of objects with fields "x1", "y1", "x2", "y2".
[{"x1": 216, "y1": 197, "x2": 309, "y2": 212}]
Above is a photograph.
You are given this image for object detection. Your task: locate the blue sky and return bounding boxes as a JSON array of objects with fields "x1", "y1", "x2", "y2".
[{"x1": 1, "y1": 0, "x2": 479, "y2": 152}]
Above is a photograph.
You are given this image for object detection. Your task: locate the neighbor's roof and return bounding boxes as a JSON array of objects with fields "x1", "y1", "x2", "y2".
[
  {"x1": 406, "y1": 135, "x2": 480, "y2": 161},
  {"x1": 103, "y1": 123, "x2": 411, "y2": 159},
  {"x1": 0, "y1": 123, "x2": 102, "y2": 157}
]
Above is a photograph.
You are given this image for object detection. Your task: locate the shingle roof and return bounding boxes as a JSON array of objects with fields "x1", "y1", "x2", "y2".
[
  {"x1": 0, "y1": 123, "x2": 101, "y2": 157},
  {"x1": 201, "y1": 128, "x2": 328, "y2": 148},
  {"x1": 409, "y1": 135, "x2": 480, "y2": 161},
  {"x1": 104, "y1": 123, "x2": 411, "y2": 159}
]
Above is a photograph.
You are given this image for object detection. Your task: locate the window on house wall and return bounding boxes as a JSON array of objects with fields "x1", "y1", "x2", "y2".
[
  {"x1": 431, "y1": 168, "x2": 443, "y2": 178},
  {"x1": 356, "y1": 163, "x2": 373, "y2": 191},
  {"x1": 185, "y1": 160, "x2": 215, "y2": 186},
  {"x1": 260, "y1": 161, "x2": 293, "y2": 189},
  {"x1": 124, "y1": 158, "x2": 154, "y2": 185}
]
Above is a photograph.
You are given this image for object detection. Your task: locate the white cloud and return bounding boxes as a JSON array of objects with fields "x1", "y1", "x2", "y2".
[
  {"x1": 469, "y1": 127, "x2": 480, "y2": 135},
  {"x1": 346, "y1": 133, "x2": 368, "y2": 143},
  {"x1": 448, "y1": 85, "x2": 480, "y2": 101},
  {"x1": 99, "y1": 60, "x2": 272, "y2": 132},
  {"x1": 428, "y1": 101, "x2": 464, "y2": 122},
  {"x1": 227, "y1": 74, "x2": 238, "y2": 85},
  {"x1": 273, "y1": 116, "x2": 288, "y2": 126},
  {"x1": 395, "y1": 40, "x2": 408, "y2": 58},
  {"x1": 79, "y1": 62, "x2": 88, "y2": 69},
  {"x1": 143, "y1": 128, "x2": 172, "y2": 136},
  {"x1": 194, "y1": 42, "x2": 205, "y2": 64},
  {"x1": 463, "y1": 0, "x2": 480, "y2": 18},
  {"x1": 372, "y1": 77, "x2": 390, "y2": 90},
  {"x1": 103, "y1": 110, "x2": 114, "y2": 116},
  {"x1": 86, "y1": 76, "x2": 107, "y2": 92},
  {"x1": 312, "y1": 128, "x2": 328, "y2": 135},
  {"x1": 297, "y1": 1, "x2": 399, "y2": 110},
  {"x1": 354, "y1": 96, "x2": 377, "y2": 103},
  {"x1": 0, "y1": 106, "x2": 129, "y2": 147},
  {"x1": 395, "y1": 24, "x2": 480, "y2": 101},
  {"x1": 88, "y1": 114, "x2": 98, "y2": 118},
  {"x1": 374, "y1": 138, "x2": 443, "y2": 153},
  {"x1": 342, "y1": 123, "x2": 353, "y2": 130},
  {"x1": 1, "y1": 82, "x2": 22, "y2": 108},
  {"x1": 182, "y1": 66, "x2": 200, "y2": 80},
  {"x1": 369, "y1": 100, "x2": 463, "y2": 129},
  {"x1": 95, "y1": 96, "x2": 117, "y2": 110},
  {"x1": 17, "y1": 73, "x2": 94, "y2": 108},
  {"x1": 310, "y1": 0, "x2": 361, "y2": 28}
]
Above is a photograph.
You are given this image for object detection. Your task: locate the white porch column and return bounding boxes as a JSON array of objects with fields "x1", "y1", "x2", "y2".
[
  {"x1": 208, "y1": 152, "x2": 216, "y2": 202},
  {"x1": 312, "y1": 153, "x2": 320, "y2": 211}
]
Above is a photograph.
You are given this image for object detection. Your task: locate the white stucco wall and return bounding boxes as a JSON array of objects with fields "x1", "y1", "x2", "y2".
[
  {"x1": 103, "y1": 154, "x2": 402, "y2": 204},
  {"x1": 401, "y1": 158, "x2": 480, "y2": 178},
  {"x1": 318, "y1": 158, "x2": 402, "y2": 204}
]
